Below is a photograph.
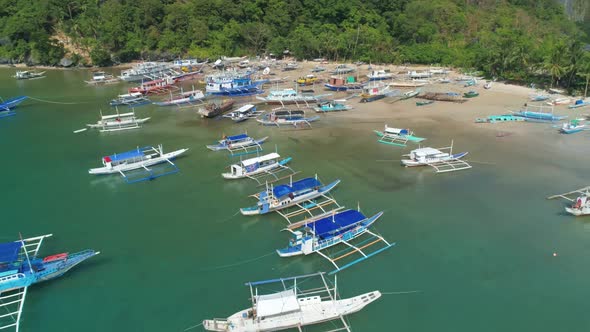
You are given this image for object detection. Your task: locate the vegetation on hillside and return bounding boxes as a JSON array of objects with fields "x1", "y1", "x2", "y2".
[{"x1": 0, "y1": 0, "x2": 589, "y2": 92}]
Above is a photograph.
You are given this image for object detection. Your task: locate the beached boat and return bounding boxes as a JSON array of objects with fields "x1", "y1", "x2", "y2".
[
  {"x1": 530, "y1": 93, "x2": 550, "y2": 102},
  {"x1": 331, "y1": 64, "x2": 355, "y2": 74},
  {"x1": 360, "y1": 83, "x2": 393, "y2": 103},
  {"x1": 85, "y1": 71, "x2": 118, "y2": 85},
  {"x1": 153, "y1": 88, "x2": 205, "y2": 106},
  {"x1": 569, "y1": 99, "x2": 590, "y2": 109},
  {"x1": 324, "y1": 76, "x2": 364, "y2": 92},
  {"x1": 223, "y1": 104, "x2": 261, "y2": 123},
  {"x1": 374, "y1": 125, "x2": 426, "y2": 147},
  {"x1": 548, "y1": 187, "x2": 590, "y2": 216},
  {"x1": 464, "y1": 90, "x2": 479, "y2": 98},
  {"x1": 282, "y1": 62, "x2": 299, "y2": 71},
  {"x1": 408, "y1": 70, "x2": 432, "y2": 79},
  {"x1": 119, "y1": 62, "x2": 173, "y2": 82},
  {"x1": 296, "y1": 74, "x2": 318, "y2": 86},
  {"x1": 390, "y1": 81, "x2": 427, "y2": 88},
  {"x1": 87, "y1": 109, "x2": 150, "y2": 132},
  {"x1": 546, "y1": 98, "x2": 571, "y2": 106},
  {"x1": 367, "y1": 69, "x2": 393, "y2": 81},
  {"x1": 206, "y1": 133, "x2": 268, "y2": 155},
  {"x1": 198, "y1": 100, "x2": 235, "y2": 118},
  {"x1": 475, "y1": 115, "x2": 525, "y2": 123},
  {"x1": 171, "y1": 58, "x2": 207, "y2": 69},
  {"x1": 109, "y1": 92, "x2": 150, "y2": 107},
  {"x1": 256, "y1": 89, "x2": 329, "y2": 106},
  {"x1": 0, "y1": 96, "x2": 27, "y2": 118},
  {"x1": 0, "y1": 234, "x2": 99, "y2": 331},
  {"x1": 311, "y1": 66, "x2": 326, "y2": 72},
  {"x1": 240, "y1": 176, "x2": 340, "y2": 216},
  {"x1": 277, "y1": 208, "x2": 394, "y2": 273},
  {"x1": 402, "y1": 142, "x2": 472, "y2": 173},
  {"x1": 128, "y1": 76, "x2": 176, "y2": 95},
  {"x1": 205, "y1": 72, "x2": 265, "y2": 96},
  {"x1": 89, "y1": 145, "x2": 187, "y2": 183},
  {"x1": 484, "y1": 81, "x2": 492, "y2": 89},
  {"x1": 222, "y1": 152, "x2": 293, "y2": 181},
  {"x1": 416, "y1": 100, "x2": 434, "y2": 106},
  {"x1": 13, "y1": 70, "x2": 46, "y2": 80},
  {"x1": 202, "y1": 272, "x2": 381, "y2": 332},
  {"x1": 401, "y1": 90, "x2": 420, "y2": 100},
  {"x1": 257, "y1": 109, "x2": 320, "y2": 127},
  {"x1": 511, "y1": 110, "x2": 566, "y2": 122},
  {"x1": 560, "y1": 119, "x2": 586, "y2": 134},
  {"x1": 314, "y1": 101, "x2": 353, "y2": 112}
]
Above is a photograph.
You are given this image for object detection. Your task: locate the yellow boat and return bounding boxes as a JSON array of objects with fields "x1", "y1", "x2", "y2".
[{"x1": 297, "y1": 74, "x2": 318, "y2": 86}]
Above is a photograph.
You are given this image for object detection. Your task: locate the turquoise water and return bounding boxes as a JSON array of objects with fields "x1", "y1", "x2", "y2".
[{"x1": 1, "y1": 69, "x2": 590, "y2": 331}]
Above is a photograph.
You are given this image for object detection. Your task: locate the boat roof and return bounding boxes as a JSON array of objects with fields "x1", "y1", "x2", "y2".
[
  {"x1": 0, "y1": 242, "x2": 22, "y2": 263},
  {"x1": 273, "y1": 177, "x2": 321, "y2": 198},
  {"x1": 411, "y1": 147, "x2": 444, "y2": 156},
  {"x1": 256, "y1": 289, "x2": 300, "y2": 317},
  {"x1": 105, "y1": 148, "x2": 144, "y2": 162},
  {"x1": 384, "y1": 127, "x2": 408, "y2": 135},
  {"x1": 241, "y1": 153, "x2": 280, "y2": 167},
  {"x1": 233, "y1": 104, "x2": 255, "y2": 114},
  {"x1": 311, "y1": 210, "x2": 366, "y2": 238},
  {"x1": 274, "y1": 110, "x2": 304, "y2": 116},
  {"x1": 226, "y1": 133, "x2": 250, "y2": 141}
]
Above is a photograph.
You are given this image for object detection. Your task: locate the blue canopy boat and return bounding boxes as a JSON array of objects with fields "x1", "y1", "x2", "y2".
[
  {"x1": 0, "y1": 96, "x2": 28, "y2": 118},
  {"x1": 206, "y1": 73, "x2": 267, "y2": 96},
  {"x1": 206, "y1": 133, "x2": 268, "y2": 156},
  {"x1": 240, "y1": 176, "x2": 340, "y2": 216},
  {"x1": 512, "y1": 110, "x2": 566, "y2": 122},
  {"x1": 277, "y1": 209, "x2": 394, "y2": 274},
  {"x1": 0, "y1": 234, "x2": 99, "y2": 331}
]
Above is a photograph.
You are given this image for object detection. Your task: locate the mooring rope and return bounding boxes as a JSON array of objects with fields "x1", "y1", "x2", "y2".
[
  {"x1": 381, "y1": 290, "x2": 422, "y2": 295},
  {"x1": 200, "y1": 251, "x2": 275, "y2": 271},
  {"x1": 27, "y1": 96, "x2": 90, "y2": 105},
  {"x1": 183, "y1": 322, "x2": 203, "y2": 331}
]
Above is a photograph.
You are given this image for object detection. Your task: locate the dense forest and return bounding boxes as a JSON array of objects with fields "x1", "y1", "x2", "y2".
[{"x1": 1, "y1": 0, "x2": 589, "y2": 92}]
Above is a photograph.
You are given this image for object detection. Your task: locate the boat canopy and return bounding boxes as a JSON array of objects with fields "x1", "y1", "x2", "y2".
[
  {"x1": 233, "y1": 104, "x2": 255, "y2": 113},
  {"x1": 274, "y1": 110, "x2": 304, "y2": 117},
  {"x1": 411, "y1": 147, "x2": 445, "y2": 157},
  {"x1": 226, "y1": 134, "x2": 249, "y2": 141},
  {"x1": 107, "y1": 149, "x2": 144, "y2": 162},
  {"x1": 241, "y1": 153, "x2": 280, "y2": 167},
  {"x1": 0, "y1": 242, "x2": 22, "y2": 263},
  {"x1": 311, "y1": 210, "x2": 366, "y2": 238},
  {"x1": 256, "y1": 289, "x2": 300, "y2": 318},
  {"x1": 273, "y1": 177, "x2": 321, "y2": 198},
  {"x1": 384, "y1": 127, "x2": 409, "y2": 135}
]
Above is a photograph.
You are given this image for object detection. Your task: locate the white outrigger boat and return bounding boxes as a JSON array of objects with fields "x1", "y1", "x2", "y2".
[
  {"x1": 222, "y1": 153, "x2": 297, "y2": 184},
  {"x1": 87, "y1": 109, "x2": 150, "y2": 132},
  {"x1": 206, "y1": 133, "x2": 268, "y2": 156},
  {"x1": 153, "y1": 88, "x2": 204, "y2": 106},
  {"x1": 401, "y1": 141, "x2": 471, "y2": 173},
  {"x1": 85, "y1": 71, "x2": 119, "y2": 85},
  {"x1": 89, "y1": 145, "x2": 188, "y2": 183},
  {"x1": 222, "y1": 104, "x2": 262, "y2": 123},
  {"x1": 13, "y1": 70, "x2": 46, "y2": 80},
  {"x1": 547, "y1": 187, "x2": 590, "y2": 216},
  {"x1": 257, "y1": 109, "x2": 320, "y2": 128},
  {"x1": 374, "y1": 125, "x2": 426, "y2": 147},
  {"x1": 203, "y1": 272, "x2": 381, "y2": 332},
  {"x1": 109, "y1": 92, "x2": 150, "y2": 107},
  {"x1": 240, "y1": 176, "x2": 341, "y2": 216}
]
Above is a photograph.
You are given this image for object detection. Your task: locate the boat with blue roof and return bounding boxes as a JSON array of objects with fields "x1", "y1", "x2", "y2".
[
  {"x1": 0, "y1": 96, "x2": 27, "y2": 118},
  {"x1": 277, "y1": 208, "x2": 394, "y2": 274},
  {"x1": 89, "y1": 145, "x2": 188, "y2": 183},
  {"x1": 0, "y1": 234, "x2": 99, "y2": 331},
  {"x1": 206, "y1": 133, "x2": 268, "y2": 155},
  {"x1": 240, "y1": 176, "x2": 340, "y2": 216},
  {"x1": 205, "y1": 72, "x2": 266, "y2": 96},
  {"x1": 374, "y1": 125, "x2": 426, "y2": 147}
]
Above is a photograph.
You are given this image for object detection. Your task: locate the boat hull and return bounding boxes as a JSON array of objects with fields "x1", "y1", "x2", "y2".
[
  {"x1": 402, "y1": 152, "x2": 468, "y2": 167},
  {"x1": 565, "y1": 207, "x2": 590, "y2": 216},
  {"x1": 88, "y1": 149, "x2": 188, "y2": 175}
]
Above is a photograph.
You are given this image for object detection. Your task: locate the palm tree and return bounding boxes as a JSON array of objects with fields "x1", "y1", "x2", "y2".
[
  {"x1": 544, "y1": 43, "x2": 567, "y2": 88},
  {"x1": 577, "y1": 56, "x2": 590, "y2": 98}
]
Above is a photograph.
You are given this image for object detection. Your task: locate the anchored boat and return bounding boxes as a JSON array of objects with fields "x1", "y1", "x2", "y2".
[
  {"x1": 240, "y1": 176, "x2": 340, "y2": 216},
  {"x1": 548, "y1": 187, "x2": 590, "y2": 216},
  {"x1": 206, "y1": 133, "x2": 268, "y2": 156},
  {"x1": 153, "y1": 88, "x2": 204, "y2": 106},
  {"x1": 128, "y1": 76, "x2": 176, "y2": 95},
  {"x1": 85, "y1": 71, "x2": 118, "y2": 85},
  {"x1": 568, "y1": 99, "x2": 590, "y2": 109},
  {"x1": 87, "y1": 109, "x2": 150, "y2": 132},
  {"x1": 222, "y1": 152, "x2": 296, "y2": 184},
  {"x1": 559, "y1": 119, "x2": 586, "y2": 134},
  {"x1": 314, "y1": 101, "x2": 352, "y2": 112},
  {"x1": 109, "y1": 92, "x2": 150, "y2": 107},
  {"x1": 402, "y1": 141, "x2": 472, "y2": 173},
  {"x1": 13, "y1": 70, "x2": 45, "y2": 80},
  {"x1": 203, "y1": 272, "x2": 381, "y2": 332},
  {"x1": 256, "y1": 88, "x2": 330, "y2": 107},
  {"x1": 0, "y1": 234, "x2": 99, "y2": 331},
  {"x1": 119, "y1": 61, "x2": 173, "y2": 82},
  {"x1": 222, "y1": 104, "x2": 262, "y2": 123},
  {"x1": 257, "y1": 109, "x2": 320, "y2": 128},
  {"x1": 89, "y1": 145, "x2": 188, "y2": 183},
  {"x1": 374, "y1": 125, "x2": 426, "y2": 147},
  {"x1": 0, "y1": 96, "x2": 27, "y2": 118},
  {"x1": 367, "y1": 69, "x2": 393, "y2": 81}
]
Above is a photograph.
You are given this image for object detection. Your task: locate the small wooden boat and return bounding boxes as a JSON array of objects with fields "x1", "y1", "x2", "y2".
[
  {"x1": 390, "y1": 81, "x2": 427, "y2": 88},
  {"x1": 560, "y1": 120, "x2": 586, "y2": 134},
  {"x1": 416, "y1": 100, "x2": 434, "y2": 106},
  {"x1": 374, "y1": 125, "x2": 426, "y2": 147},
  {"x1": 198, "y1": 99, "x2": 235, "y2": 118},
  {"x1": 402, "y1": 141, "x2": 471, "y2": 173},
  {"x1": 89, "y1": 145, "x2": 188, "y2": 183},
  {"x1": 257, "y1": 109, "x2": 320, "y2": 128},
  {"x1": 13, "y1": 70, "x2": 46, "y2": 80},
  {"x1": 400, "y1": 90, "x2": 419, "y2": 100},
  {"x1": 87, "y1": 109, "x2": 150, "y2": 132},
  {"x1": 129, "y1": 77, "x2": 176, "y2": 95},
  {"x1": 463, "y1": 90, "x2": 479, "y2": 98},
  {"x1": 310, "y1": 66, "x2": 326, "y2": 72},
  {"x1": 296, "y1": 74, "x2": 318, "y2": 86},
  {"x1": 206, "y1": 133, "x2": 268, "y2": 156},
  {"x1": 314, "y1": 101, "x2": 352, "y2": 112},
  {"x1": 0, "y1": 234, "x2": 99, "y2": 331},
  {"x1": 203, "y1": 272, "x2": 381, "y2": 331}
]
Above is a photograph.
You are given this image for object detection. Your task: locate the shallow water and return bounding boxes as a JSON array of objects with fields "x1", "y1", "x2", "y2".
[{"x1": 1, "y1": 68, "x2": 590, "y2": 331}]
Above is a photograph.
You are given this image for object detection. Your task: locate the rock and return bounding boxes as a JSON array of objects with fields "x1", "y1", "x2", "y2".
[{"x1": 60, "y1": 57, "x2": 74, "y2": 67}]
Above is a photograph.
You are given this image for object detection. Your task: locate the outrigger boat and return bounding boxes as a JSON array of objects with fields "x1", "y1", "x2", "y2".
[
  {"x1": 13, "y1": 70, "x2": 45, "y2": 80},
  {"x1": 222, "y1": 152, "x2": 297, "y2": 184},
  {"x1": 198, "y1": 100, "x2": 235, "y2": 118},
  {"x1": 569, "y1": 99, "x2": 590, "y2": 109},
  {"x1": 314, "y1": 101, "x2": 353, "y2": 112},
  {"x1": 530, "y1": 93, "x2": 550, "y2": 102},
  {"x1": 511, "y1": 109, "x2": 566, "y2": 122},
  {"x1": 475, "y1": 115, "x2": 525, "y2": 123},
  {"x1": 331, "y1": 64, "x2": 355, "y2": 74},
  {"x1": 390, "y1": 81, "x2": 427, "y2": 88},
  {"x1": 119, "y1": 61, "x2": 173, "y2": 82},
  {"x1": 416, "y1": 100, "x2": 434, "y2": 106},
  {"x1": 85, "y1": 71, "x2": 118, "y2": 85},
  {"x1": 0, "y1": 96, "x2": 27, "y2": 118},
  {"x1": 256, "y1": 88, "x2": 330, "y2": 107},
  {"x1": 128, "y1": 76, "x2": 176, "y2": 95},
  {"x1": 203, "y1": 272, "x2": 381, "y2": 332},
  {"x1": 109, "y1": 92, "x2": 150, "y2": 107},
  {"x1": 0, "y1": 234, "x2": 99, "y2": 331},
  {"x1": 257, "y1": 109, "x2": 320, "y2": 128},
  {"x1": 546, "y1": 98, "x2": 571, "y2": 106},
  {"x1": 547, "y1": 187, "x2": 590, "y2": 216},
  {"x1": 89, "y1": 145, "x2": 188, "y2": 183},
  {"x1": 559, "y1": 119, "x2": 586, "y2": 134},
  {"x1": 153, "y1": 88, "x2": 204, "y2": 106},
  {"x1": 222, "y1": 104, "x2": 262, "y2": 123},
  {"x1": 367, "y1": 69, "x2": 393, "y2": 81},
  {"x1": 374, "y1": 125, "x2": 426, "y2": 147},
  {"x1": 401, "y1": 141, "x2": 472, "y2": 173},
  {"x1": 206, "y1": 133, "x2": 268, "y2": 156},
  {"x1": 360, "y1": 83, "x2": 393, "y2": 103},
  {"x1": 87, "y1": 108, "x2": 150, "y2": 132},
  {"x1": 240, "y1": 176, "x2": 340, "y2": 216},
  {"x1": 277, "y1": 208, "x2": 394, "y2": 274},
  {"x1": 324, "y1": 76, "x2": 364, "y2": 92}
]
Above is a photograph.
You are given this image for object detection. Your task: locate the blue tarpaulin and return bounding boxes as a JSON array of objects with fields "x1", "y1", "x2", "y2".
[
  {"x1": 227, "y1": 134, "x2": 249, "y2": 141},
  {"x1": 311, "y1": 210, "x2": 366, "y2": 238},
  {"x1": 0, "y1": 242, "x2": 22, "y2": 263},
  {"x1": 273, "y1": 178, "x2": 321, "y2": 198},
  {"x1": 108, "y1": 148, "x2": 145, "y2": 162}
]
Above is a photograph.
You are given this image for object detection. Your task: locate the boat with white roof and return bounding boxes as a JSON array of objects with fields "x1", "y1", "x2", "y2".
[
  {"x1": 222, "y1": 152, "x2": 296, "y2": 184},
  {"x1": 86, "y1": 108, "x2": 150, "y2": 132},
  {"x1": 402, "y1": 141, "x2": 471, "y2": 173}
]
